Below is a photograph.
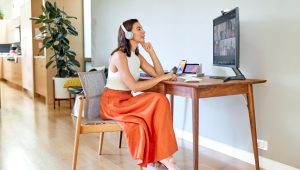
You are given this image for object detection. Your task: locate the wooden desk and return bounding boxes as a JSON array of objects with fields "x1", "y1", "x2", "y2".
[{"x1": 141, "y1": 76, "x2": 266, "y2": 170}]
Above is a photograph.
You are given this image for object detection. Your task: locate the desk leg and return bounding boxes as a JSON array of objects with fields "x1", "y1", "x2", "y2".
[
  {"x1": 247, "y1": 84, "x2": 260, "y2": 170},
  {"x1": 192, "y1": 88, "x2": 199, "y2": 170}
]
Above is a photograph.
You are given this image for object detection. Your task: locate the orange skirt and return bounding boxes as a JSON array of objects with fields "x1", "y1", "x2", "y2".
[{"x1": 100, "y1": 88, "x2": 178, "y2": 167}]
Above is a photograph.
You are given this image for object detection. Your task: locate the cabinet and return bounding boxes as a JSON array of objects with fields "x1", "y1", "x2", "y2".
[
  {"x1": 0, "y1": 20, "x2": 8, "y2": 43},
  {"x1": 2, "y1": 57, "x2": 22, "y2": 86},
  {"x1": 34, "y1": 57, "x2": 46, "y2": 96},
  {"x1": 6, "y1": 17, "x2": 20, "y2": 43},
  {"x1": 0, "y1": 18, "x2": 20, "y2": 44},
  {"x1": 0, "y1": 57, "x2": 2, "y2": 79}
]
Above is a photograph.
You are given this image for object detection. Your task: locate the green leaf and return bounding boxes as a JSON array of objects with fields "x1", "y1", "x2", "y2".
[
  {"x1": 30, "y1": 17, "x2": 40, "y2": 21},
  {"x1": 41, "y1": 5, "x2": 47, "y2": 15},
  {"x1": 54, "y1": 33, "x2": 64, "y2": 40},
  {"x1": 61, "y1": 38, "x2": 69, "y2": 46},
  {"x1": 66, "y1": 51, "x2": 76, "y2": 57},
  {"x1": 52, "y1": 44, "x2": 60, "y2": 51},
  {"x1": 42, "y1": 37, "x2": 50, "y2": 45},
  {"x1": 67, "y1": 25, "x2": 76, "y2": 31},
  {"x1": 69, "y1": 60, "x2": 80, "y2": 67},
  {"x1": 54, "y1": 17, "x2": 62, "y2": 24},
  {"x1": 38, "y1": 15, "x2": 46, "y2": 20},
  {"x1": 66, "y1": 16, "x2": 77, "y2": 19},
  {"x1": 59, "y1": 69, "x2": 68, "y2": 77},
  {"x1": 39, "y1": 26, "x2": 47, "y2": 32},
  {"x1": 64, "y1": 46, "x2": 70, "y2": 51},
  {"x1": 57, "y1": 60, "x2": 66, "y2": 67},
  {"x1": 67, "y1": 55, "x2": 75, "y2": 61},
  {"x1": 43, "y1": 19, "x2": 53, "y2": 23},
  {"x1": 54, "y1": 2, "x2": 57, "y2": 9},
  {"x1": 49, "y1": 10, "x2": 56, "y2": 19},
  {"x1": 49, "y1": 54, "x2": 56, "y2": 60},
  {"x1": 35, "y1": 19, "x2": 44, "y2": 24},
  {"x1": 46, "y1": 60, "x2": 54, "y2": 69},
  {"x1": 45, "y1": 1, "x2": 55, "y2": 13},
  {"x1": 67, "y1": 27, "x2": 78, "y2": 36},
  {"x1": 45, "y1": 40, "x2": 54, "y2": 48},
  {"x1": 62, "y1": 19, "x2": 71, "y2": 26},
  {"x1": 59, "y1": 48, "x2": 65, "y2": 56}
]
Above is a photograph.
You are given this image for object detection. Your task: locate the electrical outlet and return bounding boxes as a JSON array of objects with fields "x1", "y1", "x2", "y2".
[{"x1": 257, "y1": 139, "x2": 268, "y2": 150}]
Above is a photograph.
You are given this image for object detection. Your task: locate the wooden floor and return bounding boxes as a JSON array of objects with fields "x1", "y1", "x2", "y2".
[{"x1": 0, "y1": 81, "x2": 255, "y2": 170}]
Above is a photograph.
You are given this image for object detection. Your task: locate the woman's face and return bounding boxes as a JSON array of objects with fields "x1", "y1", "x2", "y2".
[{"x1": 131, "y1": 22, "x2": 145, "y2": 43}]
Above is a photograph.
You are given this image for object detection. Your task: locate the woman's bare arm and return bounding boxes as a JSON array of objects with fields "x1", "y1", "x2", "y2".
[
  {"x1": 112, "y1": 51, "x2": 175, "y2": 92},
  {"x1": 141, "y1": 42, "x2": 164, "y2": 75},
  {"x1": 138, "y1": 54, "x2": 161, "y2": 77}
]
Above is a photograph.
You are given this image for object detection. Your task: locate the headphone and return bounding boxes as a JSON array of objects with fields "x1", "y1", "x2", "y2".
[{"x1": 120, "y1": 24, "x2": 133, "y2": 40}]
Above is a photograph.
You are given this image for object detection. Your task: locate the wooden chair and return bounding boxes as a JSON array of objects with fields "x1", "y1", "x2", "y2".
[{"x1": 72, "y1": 71, "x2": 124, "y2": 170}]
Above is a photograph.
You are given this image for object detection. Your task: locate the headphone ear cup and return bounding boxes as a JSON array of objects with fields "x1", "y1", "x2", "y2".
[{"x1": 125, "y1": 32, "x2": 133, "y2": 39}]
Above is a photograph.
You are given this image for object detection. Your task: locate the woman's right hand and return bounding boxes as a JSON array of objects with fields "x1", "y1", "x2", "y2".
[{"x1": 159, "y1": 73, "x2": 177, "y2": 81}]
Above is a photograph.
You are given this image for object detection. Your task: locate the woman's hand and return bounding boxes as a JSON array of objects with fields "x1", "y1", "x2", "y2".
[
  {"x1": 141, "y1": 42, "x2": 154, "y2": 54},
  {"x1": 159, "y1": 73, "x2": 177, "y2": 81}
]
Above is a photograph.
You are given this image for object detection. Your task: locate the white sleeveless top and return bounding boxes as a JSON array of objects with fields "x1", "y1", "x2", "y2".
[{"x1": 105, "y1": 52, "x2": 140, "y2": 91}]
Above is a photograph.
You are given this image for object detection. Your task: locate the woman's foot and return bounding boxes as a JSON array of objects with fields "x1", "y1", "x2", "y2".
[
  {"x1": 160, "y1": 157, "x2": 180, "y2": 170},
  {"x1": 144, "y1": 162, "x2": 168, "y2": 170}
]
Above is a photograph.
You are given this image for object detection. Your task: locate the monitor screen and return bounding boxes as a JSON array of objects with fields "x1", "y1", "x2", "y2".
[
  {"x1": 0, "y1": 44, "x2": 11, "y2": 53},
  {"x1": 213, "y1": 7, "x2": 239, "y2": 68}
]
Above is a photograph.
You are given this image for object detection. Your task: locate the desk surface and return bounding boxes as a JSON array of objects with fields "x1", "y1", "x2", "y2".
[{"x1": 141, "y1": 76, "x2": 266, "y2": 88}]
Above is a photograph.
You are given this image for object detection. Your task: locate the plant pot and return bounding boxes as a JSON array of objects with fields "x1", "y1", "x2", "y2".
[{"x1": 53, "y1": 77, "x2": 70, "y2": 99}]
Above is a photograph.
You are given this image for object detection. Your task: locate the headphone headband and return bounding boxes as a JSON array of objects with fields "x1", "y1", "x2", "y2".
[
  {"x1": 120, "y1": 24, "x2": 128, "y2": 33},
  {"x1": 120, "y1": 24, "x2": 133, "y2": 40}
]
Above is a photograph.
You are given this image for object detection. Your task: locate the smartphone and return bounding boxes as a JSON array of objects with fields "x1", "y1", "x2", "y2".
[{"x1": 177, "y1": 60, "x2": 187, "y2": 74}]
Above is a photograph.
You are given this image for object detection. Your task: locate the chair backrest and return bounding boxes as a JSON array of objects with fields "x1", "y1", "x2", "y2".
[{"x1": 78, "y1": 71, "x2": 107, "y2": 121}]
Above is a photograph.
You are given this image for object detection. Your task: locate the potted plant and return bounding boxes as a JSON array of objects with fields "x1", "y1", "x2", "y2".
[
  {"x1": 31, "y1": 1, "x2": 80, "y2": 100},
  {"x1": 0, "y1": 9, "x2": 4, "y2": 20}
]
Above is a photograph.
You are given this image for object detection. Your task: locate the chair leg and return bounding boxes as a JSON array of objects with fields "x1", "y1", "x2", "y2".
[
  {"x1": 72, "y1": 128, "x2": 81, "y2": 170},
  {"x1": 98, "y1": 132, "x2": 104, "y2": 155},
  {"x1": 69, "y1": 92, "x2": 72, "y2": 109},
  {"x1": 119, "y1": 131, "x2": 123, "y2": 148}
]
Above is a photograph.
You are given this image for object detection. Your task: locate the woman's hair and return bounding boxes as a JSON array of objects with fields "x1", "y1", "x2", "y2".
[{"x1": 111, "y1": 19, "x2": 140, "y2": 57}]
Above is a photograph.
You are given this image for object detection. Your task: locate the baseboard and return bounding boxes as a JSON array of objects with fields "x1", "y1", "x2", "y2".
[{"x1": 174, "y1": 128, "x2": 299, "y2": 170}]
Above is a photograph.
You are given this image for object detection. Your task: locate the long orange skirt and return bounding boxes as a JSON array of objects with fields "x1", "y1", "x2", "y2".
[{"x1": 100, "y1": 88, "x2": 178, "y2": 167}]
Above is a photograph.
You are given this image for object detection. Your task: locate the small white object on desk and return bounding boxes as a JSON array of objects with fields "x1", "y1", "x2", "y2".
[{"x1": 183, "y1": 77, "x2": 202, "y2": 83}]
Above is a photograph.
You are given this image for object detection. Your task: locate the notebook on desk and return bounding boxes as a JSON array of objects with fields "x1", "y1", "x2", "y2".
[{"x1": 178, "y1": 74, "x2": 202, "y2": 82}]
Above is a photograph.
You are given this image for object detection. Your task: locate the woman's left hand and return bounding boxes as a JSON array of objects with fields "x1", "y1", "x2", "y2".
[{"x1": 141, "y1": 42, "x2": 154, "y2": 54}]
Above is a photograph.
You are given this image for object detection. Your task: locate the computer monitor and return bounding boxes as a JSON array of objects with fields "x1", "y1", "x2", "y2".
[
  {"x1": 0, "y1": 44, "x2": 11, "y2": 53},
  {"x1": 213, "y1": 7, "x2": 245, "y2": 82}
]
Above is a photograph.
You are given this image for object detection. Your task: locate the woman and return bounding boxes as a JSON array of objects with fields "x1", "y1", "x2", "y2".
[{"x1": 100, "y1": 19, "x2": 179, "y2": 170}]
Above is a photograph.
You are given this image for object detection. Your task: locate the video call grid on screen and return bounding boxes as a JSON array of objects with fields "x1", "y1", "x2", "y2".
[{"x1": 213, "y1": 9, "x2": 238, "y2": 67}]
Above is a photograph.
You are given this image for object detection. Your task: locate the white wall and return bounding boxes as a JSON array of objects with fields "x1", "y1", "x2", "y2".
[
  {"x1": 83, "y1": 0, "x2": 91, "y2": 58},
  {"x1": 91, "y1": 0, "x2": 300, "y2": 168}
]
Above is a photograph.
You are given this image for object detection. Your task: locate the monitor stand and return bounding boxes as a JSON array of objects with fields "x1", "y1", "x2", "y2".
[
  {"x1": 210, "y1": 68, "x2": 246, "y2": 82},
  {"x1": 223, "y1": 68, "x2": 246, "y2": 82}
]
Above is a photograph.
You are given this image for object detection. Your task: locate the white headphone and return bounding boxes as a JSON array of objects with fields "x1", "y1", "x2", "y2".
[{"x1": 121, "y1": 24, "x2": 133, "y2": 40}]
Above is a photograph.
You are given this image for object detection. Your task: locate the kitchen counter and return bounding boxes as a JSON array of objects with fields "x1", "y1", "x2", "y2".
[{"x1": 0, "y1": 54, "x2": 22, "y2": 58}]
